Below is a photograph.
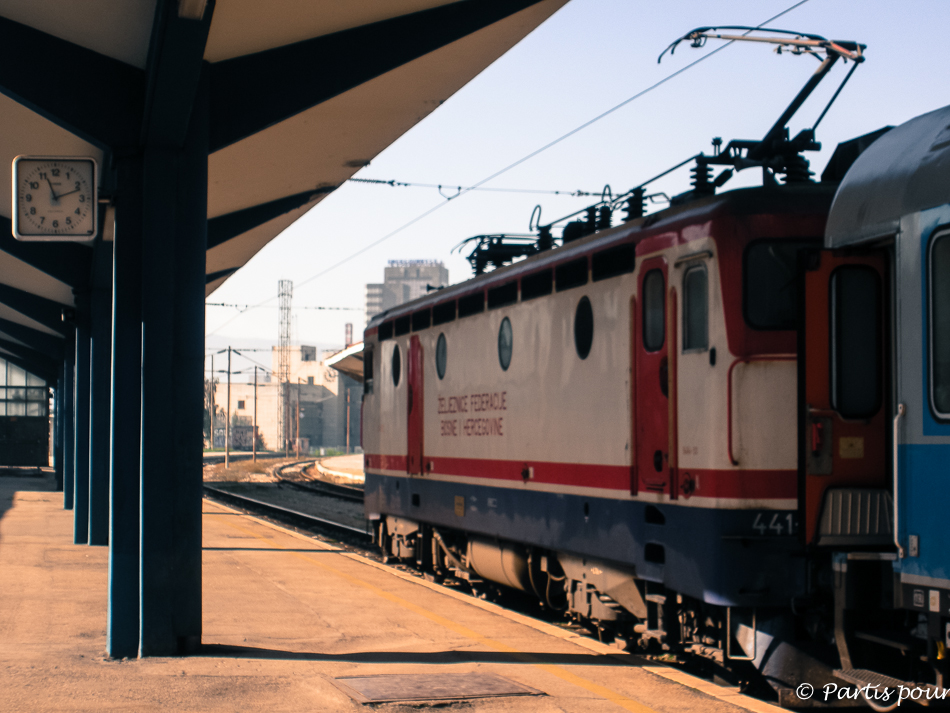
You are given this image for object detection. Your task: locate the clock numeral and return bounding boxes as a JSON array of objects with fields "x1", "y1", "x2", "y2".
[
  {"x1": 29, "y1": 207, "x2": 35, "y2": 215},
  {"x1": 75, "y1": 208, "x2": 81, "y2": 215},
  {"x1": 75, "y1": 181, "x2": 81, "y2": 191},
  {"x1": 79, "y1": 195, "x2": 85, "y2": 203},
  {"x1": 25, "y1": 194, "x2": 31, "y2": 202},
  {"x1": 65, "y1": 217, "x2": 72, "y2": 225},
  {"x1": 66, "y1": 172, "x2": 71, "y2": 179},
  {"x1": 51, "y1": 168, "x2": 60, "y2": 177},
  {"x1": 52, "y1": 220, "x2": 59, "y2": 228},
  {"x1": 29, "y1": 181, "x2": 39, "y2": 189},
  {"x1": 38, "y1": 172, "x2": 47, "y2": 180},
  {"x1": 39, "y1": 217, "x2": 45, "y2": 224}
]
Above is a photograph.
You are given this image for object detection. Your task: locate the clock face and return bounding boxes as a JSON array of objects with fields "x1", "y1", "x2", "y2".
[{"x1": 12, "y1": 157, "x2": 97, "y2": 241}]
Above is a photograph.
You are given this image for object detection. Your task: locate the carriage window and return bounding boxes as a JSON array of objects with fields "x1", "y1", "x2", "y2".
[
  {"x1": 683, "y1": 265, "x2": 708, "y2": 351},
  {"x1": 391, "y1": 344, "x2": 401, "y2": 387},
  {"x1": 931, "y1": 231, "x2": 950, "y2": 416},
  {"x1": 831, "y1": 266, "x2": 881, "y2": 419},
  {"x1": 642, "y1": 269, "x2": 665, "y2": 351},
  {"x1": 574, "y1": 297, "x2": 594, "y2": 359},
  {"x1": 744, "y1": 239, "x2": 817, "y2": 330},
  {"x1": 498, "y1": 317, "x2": 513, "y2": 371},
  {"x1": 436, "y1": 333, "x2": 447, "y2": 380}
]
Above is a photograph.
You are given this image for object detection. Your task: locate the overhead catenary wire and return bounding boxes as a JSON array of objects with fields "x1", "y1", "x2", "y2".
[
  {"x1": 206, "y1": 0, "x2": 812, "y2": 336},
  {"x1": 347, "y1": 177, "x2": 601, "y2": 198}
]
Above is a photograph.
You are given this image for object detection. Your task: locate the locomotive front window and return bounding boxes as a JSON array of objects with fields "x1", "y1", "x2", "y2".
[
  {"x1": 364, "y1": 348, "x2": 374, "y2": 394},
  {"x1": 744, "y1": 240, "x2": 817, "y2": 330},
  {"x1": 643, "y1": 269, "x2": 665, "y2": 351},
  {"x1": 830, "y1": 266, "x2": 882, "y2": 419},
  {"x1": 683, "y1": 265, "x2": 708, "y2": 351},
  {"x1": 930, "y1": 230, "x2": 950, "y2": 417}
]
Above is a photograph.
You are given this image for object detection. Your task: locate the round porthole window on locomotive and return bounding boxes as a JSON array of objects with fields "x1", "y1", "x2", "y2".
[
  {"x1": 498, "y1": 317, "x2": 513, "y2": 371},
  {"x1": 391, "y1": 344, "x2": 401, "y2": 386},
  {"x1": 574, "y1": 296, "x2": 594, "y2": 359},
  {"x1": 436, "y1": 333, "x2": 447, "y2": 380}
]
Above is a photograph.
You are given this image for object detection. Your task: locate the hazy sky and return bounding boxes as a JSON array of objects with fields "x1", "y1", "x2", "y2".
[{"x1": 206, "y1": 0, "x2": 949, "y2": 360}]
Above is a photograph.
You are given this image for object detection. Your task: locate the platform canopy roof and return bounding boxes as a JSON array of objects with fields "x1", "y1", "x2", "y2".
[{"x1": 0, "y1": 0, "x2": 568, "y2": 383}]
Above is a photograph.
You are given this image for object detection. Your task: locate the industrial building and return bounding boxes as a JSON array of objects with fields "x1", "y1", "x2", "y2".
[{"x1": 211, "y1": 345, "x2": 361, "y2": 454}]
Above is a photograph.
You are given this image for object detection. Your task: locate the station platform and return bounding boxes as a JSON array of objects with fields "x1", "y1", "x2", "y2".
[
  {"x1": 315, "y1": 453, "x2": 365, "y2": 485},
  {"x1": 0, "y1": 475, "x2": 783, "y2": 713}
]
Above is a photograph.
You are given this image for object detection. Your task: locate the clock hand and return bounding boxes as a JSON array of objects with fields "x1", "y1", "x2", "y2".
[
  {"x1": 45, "y1": 176, "x2": 60, "y2": 201},
  {"x1": 55, "y1": 187, "x2": 81, "y2": 199}
]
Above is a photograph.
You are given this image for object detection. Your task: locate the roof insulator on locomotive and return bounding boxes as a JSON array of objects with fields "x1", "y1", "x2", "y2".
[
  {"x1": 537, "y1": 225, "x2": 554, "y2": 251},
  {"x1": 690, "y1": 158, "x2": 715, "y2": 196},
  {"x1": 623, "y1": 187, "x2": 646, "y2": 221},
  {"x1": 781, "y1": 154, "x2": 814, "y2": 183},
  {"x1": 597, "y1": 205, "x2": 612, "y2": 230},
  {"x1": 585, "y1": 206, "x2": 597, "y2": 233}
]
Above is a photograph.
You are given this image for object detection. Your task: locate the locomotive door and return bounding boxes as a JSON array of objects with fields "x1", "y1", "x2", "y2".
[
  {"x1": 407, "y1": 335, "x2": 424, "y2": 475},
  {"x1": 801, "y1": 251, "x2": 889, "y2": 544},
  {"x1": 635, "y1": 258, "x2": 671, "y2": 493}
]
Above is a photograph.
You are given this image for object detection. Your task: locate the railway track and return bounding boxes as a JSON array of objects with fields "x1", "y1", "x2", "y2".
[{"x1": 202, "y1": 482, "x2": 372, "y2": 545}]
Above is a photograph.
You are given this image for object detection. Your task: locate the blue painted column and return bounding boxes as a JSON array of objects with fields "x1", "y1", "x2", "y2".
[
  {"x1": 88, "y1": 242, "x2": 113, "y2": 546},
  {"x1": 73, "y1": 309, "x2": 91, "y2": 544},
  {"x1": 138, "y1": 69, "x2": 208, "y2": 656},
  {"x1": 53, "y1": 374, "x2": 64, "y2": 491},
  {"x1": 108, "y1": 154, "x2": 143, "y2": 659},
  {"x1": 63, "y1": 333, "x2": 75, "y2": 510}
]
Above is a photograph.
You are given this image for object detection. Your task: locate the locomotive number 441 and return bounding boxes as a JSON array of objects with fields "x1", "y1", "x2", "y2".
[{"x1": 752, "y1": 512, "x2": 797, "y2": 536}]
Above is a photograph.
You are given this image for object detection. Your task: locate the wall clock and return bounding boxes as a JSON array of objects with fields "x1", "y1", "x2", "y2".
[{"x1": 12, "y1": 156, "x2": 97, "y2": 241}]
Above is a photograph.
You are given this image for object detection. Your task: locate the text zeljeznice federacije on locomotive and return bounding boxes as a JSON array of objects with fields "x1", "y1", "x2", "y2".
[{"x1": 438, "y1": 392, "x2": 507, "y2": 437}]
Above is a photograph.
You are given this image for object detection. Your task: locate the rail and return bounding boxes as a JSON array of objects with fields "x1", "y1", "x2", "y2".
[
  {"x1": 202, "y1": 484, "x2": 372, "y2": 542},
  {"x1": 726, "y1": 354, "x2": 796, "y2": 466}
]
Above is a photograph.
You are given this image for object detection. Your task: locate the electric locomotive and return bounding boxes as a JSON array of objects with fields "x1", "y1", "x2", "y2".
[{"x1": 362, "y1": 28, "x2": 950, "y2": 707}]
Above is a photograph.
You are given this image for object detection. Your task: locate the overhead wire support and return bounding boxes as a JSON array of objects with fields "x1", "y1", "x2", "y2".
[{"x1": 205, "y1": 0, "x2": 814, "y2": 334}]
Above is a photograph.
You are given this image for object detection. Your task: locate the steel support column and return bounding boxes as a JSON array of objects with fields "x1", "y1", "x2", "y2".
[
  {"x1": 72, "y1": 315, "x2": 91, "y2": 544},
  {"x1": 138, "y1": 68, "x2": 208, "y2": 656},
  {"x1": 54, "y1": 374, "x2": 64, "y2": 490},
  {"x1": 88, "y1": 243, "x2": 113, "y2": 545},
  {"x1": 63, "y1": 334, "x2": 75, "y2": 509},
  {"x1": 108, "y1": 156, "x2": 143, "y2": 659}
]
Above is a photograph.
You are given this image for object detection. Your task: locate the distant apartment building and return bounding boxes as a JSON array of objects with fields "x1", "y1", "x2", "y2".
[{"x1": 365, "y1": 259, "x2": 448, "y2": 325}]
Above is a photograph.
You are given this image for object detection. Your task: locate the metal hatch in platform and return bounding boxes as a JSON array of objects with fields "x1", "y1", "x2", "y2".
[{"x1": 331, "y1": 672, "x2": 543, "y2": 704}]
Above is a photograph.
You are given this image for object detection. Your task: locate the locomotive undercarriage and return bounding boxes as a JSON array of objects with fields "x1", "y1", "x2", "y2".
[{"x1": 374, "y1": 515, "x2": 950, "y2": 708}]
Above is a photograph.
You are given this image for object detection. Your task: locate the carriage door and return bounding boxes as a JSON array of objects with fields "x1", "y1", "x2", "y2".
[
  {"x1": 801, "y1": 251, "x2": 889, "y2": 545},
  {"x1": 407, "y1": 335, "x2": 424, "y2": 475},
  {"x1": 636, "y1": 258, "x2": 671, "y2": 493}
]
